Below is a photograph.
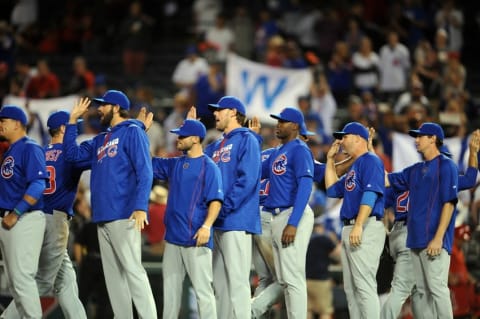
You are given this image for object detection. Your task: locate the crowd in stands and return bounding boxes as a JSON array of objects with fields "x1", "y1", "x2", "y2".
[{"x1": 1, "y1": 0, "x2": 480, "y2": 317}]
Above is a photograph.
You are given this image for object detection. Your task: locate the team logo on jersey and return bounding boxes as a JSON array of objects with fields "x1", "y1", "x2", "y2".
[
  {"x1": 212, "y1": 143, "x2": 232, "y2": 163},
  {"x1": 272, "y1": 154, "x2": 287, "y2": 175},
  {"x1": 1, "y1": 156, "x2": 14, "y2": 179},
  {"x1": 97, "y1": 138, "x2": 119, "y2": 161},
  {"x1": 345, "y1": 170, "x2": 356, "y2": 191}
]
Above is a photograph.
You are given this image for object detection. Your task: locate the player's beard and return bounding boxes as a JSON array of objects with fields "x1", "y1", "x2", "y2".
[{"x1": 100, "y1": 108, "x2": 114, "y2": 127}]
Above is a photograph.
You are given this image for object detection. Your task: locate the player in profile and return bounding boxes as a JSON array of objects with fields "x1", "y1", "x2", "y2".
[
  {"x1": 0, "y1": 105, "x2": 48, "y2": 318},
  {"x1": 325, "y1": 121, "x2": 386, "y2": 319},
  {"x1": 152, "y1": 119, "x2": 223, "y2": 319}
]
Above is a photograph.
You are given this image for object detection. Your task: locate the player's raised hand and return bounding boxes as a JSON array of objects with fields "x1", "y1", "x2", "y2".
[
  {"x1": 136, "y1": 106, "x2": 154, "y2": 132},
  {"x1": 469, "y1": 129, "x2": 480, "y2": 153},
  {"x1": 367, "y1": 127, "x2": 376, "y2": 152},
  {"x1": 70, "y1": 97, "x2": 91, "y2": 123},
  {"x1": 248, "y1": 116, "x2": 261, "y2": 134},
  {"x1": 129, "y1": 210, "x2": 149, "y2": 231},
  {"x1": 327, "y1": 140, "x2": 341, "y2": 160},
  {"x1": 186, "y1": 106, "x2": 198, "y2": 120}
]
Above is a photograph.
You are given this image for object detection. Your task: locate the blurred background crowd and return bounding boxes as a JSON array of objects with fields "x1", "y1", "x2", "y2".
[{"x1": 1, "y1": 0, "x2": 480, "y2": 318}]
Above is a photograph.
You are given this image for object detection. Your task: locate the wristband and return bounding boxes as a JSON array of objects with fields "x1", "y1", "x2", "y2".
[
  {"x1": 13, "y1": 209, "x2": 22, "y2": 216},
  {"x1": 201, "y1": 224, "x2": 211, "y2": 230}
]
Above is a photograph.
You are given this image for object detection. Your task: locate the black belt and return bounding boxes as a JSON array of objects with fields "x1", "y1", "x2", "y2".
[
  {"x1": 342, "y1": 215, "x2": 382, "y2": 226},
  {"x1": 262, "y1": 207, "x2": 291, "y2": 215}
]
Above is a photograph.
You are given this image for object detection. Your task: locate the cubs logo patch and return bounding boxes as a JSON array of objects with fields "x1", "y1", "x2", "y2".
[
  {"x1": 107, "y1": 145, "x2": 118, "y2": 158},
  {"x1": 1, "y1": 156, "x2": 14, "y2": 179},
  {"x1": 345, "y1": 170, "x2": 356, "y2": 191},
  {"x1": 272, "y1": 154, "x2": 287, "y2": 175}
]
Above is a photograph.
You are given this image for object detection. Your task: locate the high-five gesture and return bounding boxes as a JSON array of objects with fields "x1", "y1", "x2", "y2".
[
  {"x1": 70, "y1": 97, "x2": 91, "y2": 124},
  {"x1": 186, "y1": 106, "x2": 198, "y2": 120}
]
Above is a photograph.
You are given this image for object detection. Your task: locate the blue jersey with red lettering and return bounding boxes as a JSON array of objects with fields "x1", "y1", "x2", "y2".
[
  {"x1": 44, "y1": 143, "x2": 91, "y2": 216},
  {"x1": 64, "y1": 120, "x2": 153, "y2": 223},
  {"x1": 327, "y1": 152, "x2": 385, "y2": 220},
  {"x1": 0, "y1": 137, "x2": 47, "y2": 210},
  {"x1": 204, "y1": 127, "x2": 261, "y2": 233},
  {"x1": 153, "y1": 154, "x2": 224, "y2": 249},
  {"x1": 388, "y1": 154, "x2": 458, "y2": 253},
  {"x1": 262, "y1": 139, "x2": 314, "y2": 226}
]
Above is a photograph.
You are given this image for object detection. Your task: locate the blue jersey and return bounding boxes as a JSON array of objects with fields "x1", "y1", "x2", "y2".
[
  {"x1": 262, "y1": 139, "x2": 314, "y2": 226},
  {"x1": 259, "y1": 148, "x2": 276, "y2": 206},
  {"x1": 314, "y1": 160, "x2": 326, "y2": 183},
  {"x1": 388, "y1": 154, "x2": 458, "y2": 253},
  {"x1": 204, "y1": 127, "x2": 261, "y2": 233},
  {"x1": 63, "y1": 120, "x2": 153, "y2": 223},
  {"x1": 0, "y1": 137, "x2": 47, "y2": 210},
  {"x1": 386, "y1": 166, "x2": 478, "y2": 223},
  {"x1": 44, "y1": 143, "x2": 91, "y2": 216},
  {"x1": 153, "y1": 154, "x2": 223, "y2": 249},
  {"x1": 327, "y1": 152, "x2": 385, "y2": 220}
]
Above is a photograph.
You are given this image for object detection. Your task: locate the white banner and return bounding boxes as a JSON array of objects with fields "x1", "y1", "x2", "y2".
[
  {"x1": 3, "y1": 94, "x2": 80, "y2": 128},
  {"x1": 392, "y1": 131, "x2": 470, "y2": 171},
  {"x1": 226, "y1": 53, "x2": 312, "y2": 123}
]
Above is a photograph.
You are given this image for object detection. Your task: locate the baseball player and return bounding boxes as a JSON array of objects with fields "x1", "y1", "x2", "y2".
[
  {"x1": 189, "y1": 95, "x2": 261, "y2": 319},
  {"x1": 386, "y1": 124, "x2": 479, "y2": 319},
  {"x1": 63, "y1": 92, "x2": 157, "y2": 319},
  {"x1": 325, "y1": 121, "x2": 386, "y2": 319},
  {"x1": 386, "y1": 122, "x2": 455, "y2": 319},
  {"x1": 260, "y1": 107, "x2": 314, "y2": 319},
  {"x1": 0, "y1": 105, "x2": 47, "y2": 318},
  {"x1": 1, "y1": 110, "x2": 89, "y2": 318},
  {"x1": 152, "y1": 119, "x2": 224, "y2": 319}
]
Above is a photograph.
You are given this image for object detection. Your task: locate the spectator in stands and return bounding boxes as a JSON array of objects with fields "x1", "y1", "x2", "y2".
[
  {"x1": 393, "y1": 78, "x2": 429, "y2": 115},
  {"x1": 65, "y1": 56, "x2": 95, "y2": 96},
  {"x1": 414, "y1": 43, "x2": 443, "y2": 99},
  {"x1": 172, "y1": 45, "x2": 209, "y2": 94},
  {"x1": 264, "y1": 35, "x2": 286, "y2": 67},
  {"x1": 117, "y1": 1, "x2": 155, "y2": 78},
  {"x1": 163, "y1": 91, "x2": 191, "y2": 154},
  {"x1": 25, "y1": 58, "x2": 60, "y2": 98},
  {"x1": 9, "y1": 57, "x2": 36, "y2": 96},
  {"x1": 435, "y1": 28, "x2": 450, "y2": 66},
  {"x1": 205, "y1": 13, "x2": 234, "y2": 63},
  {"x1": 230, "y1": 5, "x2": 254, "y2": 59},
  {"x1": 315, "y1": 8, "x2": 343, "y2": 62},
  {"x1": 293, "y1": 4, "x2": 321, "y2": 56},
  {"x1": 254, "y1": 9, "x2": 280, "y2": 61},
  {"x1": 352, "y1": 36, "x2": 380, "y2": 95},
  {"x1": 326, "y1": 41, "x2": 353, "y2": 107},
  {"x1": 192, "y1": 59, "x2": 224, "y2": 129},
  {"x1": 344, "y1": 18, "x2": 365, "y2": 54},
  {"x1": 310, "y1": 73, "x2": 337, "y2": 135},
  {"x1": 143, "y1": 185, "x2": 167, "y2": 257},
  {"x1": 435, "y1": 0, "x2": 464, "y2": 54},
  {"x1": 283, "y1": 40, "x2": 308, "y2": 69},
  {"x1": 306, "y1": 220, "x2": 341, "y2": 319},
  {"x1": 378, "y1": 30, "x2": 411, "y2": 105},
  {"x1": 193, "y1": 0, "x2": 222, "y2": 38}
]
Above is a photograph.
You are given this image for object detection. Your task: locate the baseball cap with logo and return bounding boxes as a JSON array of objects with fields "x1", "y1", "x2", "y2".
[
  {"x1": 270, "y1": 107, "x2": 305, "y2": 125},
  {"x1": 92, "y1": 90, "x2": 130, "y2": 110},
  {"x1": 0, "y1": 105, "x2": 27, "y2": 125},
  {"x1": 333, "y1": 122, "x2": 368, "y2": 141},
  {"x1": 170, "y1": 119, "x2": 206, "y2": 138},
  {"x1": 208, "y1": 96, "x2": 246, "y2": 115},
  {"x1": 408, "y1": 122, "x2": 444, "y2": 142},
  {"x1": 47, "y1": 110, "x2": 70, "y2": 129}
]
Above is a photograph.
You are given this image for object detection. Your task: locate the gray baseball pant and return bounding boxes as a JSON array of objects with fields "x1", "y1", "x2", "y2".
[
  {"x1": 162, "y1": 242, "x2": 216, "y2": 319},
  {"x1": 0, "y1": 211, "x2": 45, "y2": 319},
  {"x1": 97, "y1": 219, "x2": 157, "y2": 319},
  {"x1": 341, "y1": 217, "x2": 385, "y2": 319}
]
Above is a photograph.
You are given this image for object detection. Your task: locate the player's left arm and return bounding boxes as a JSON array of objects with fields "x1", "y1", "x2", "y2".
[{"x1": 128, "y1": 126, "x2": 154, "y2": 231}]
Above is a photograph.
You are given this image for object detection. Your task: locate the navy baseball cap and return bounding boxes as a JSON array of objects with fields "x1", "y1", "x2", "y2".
[
  {"x1": 270, "y1": 107, "x2": 305, "y2": 125},
  {"x1": 0, "y1": 105, "x2": 27, "y2": 125},
  {"x1": 47, "y1": 110, "x2": 70, "y2": 129},
  {"x1": 300, "y1": 122, "x2": 315, "y2": 137},
  {"x1": 408, "y1": 122, "x2": 444, "y2": 141},
  {"x1": 208, "y1": 96, "x2": 246, "y2": 115},
  {"x1": 333, "y1": 122, "x2": 369, "y2": 141},
  {"x1": 439, "y1": 145, "x2": 452, "y2": 157},
  {"x1": 92, "y1": 90, "x2": 130, "y2": 110},
  {"x1": 170, "y1": 119, "x2": 206, "y2": 138}
]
